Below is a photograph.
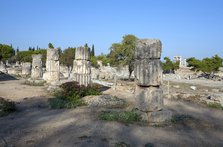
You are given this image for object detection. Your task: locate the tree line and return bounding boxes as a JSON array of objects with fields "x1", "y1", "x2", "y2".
[{"x1": 1, "y1": 36, "x2": 222, "y2": 79}]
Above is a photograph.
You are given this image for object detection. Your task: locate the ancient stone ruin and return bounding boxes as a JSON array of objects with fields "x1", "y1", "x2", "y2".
[
  {"x1": 134, "y1": 39, "x2": 172, "y2": 123},
  {"x1": 43, "y1": 48, "x2": 60, "y2": 82},
  {"x1": 0, "y1": 61, "x2": 7, "y2": 73},
  {"x1": 31, "y1": 54, "x2": 43, "y2": 79},
  {"x1": 72, "y1": 47, "x2": 91, "y2": 86},
  {"x1": 21, "y1": 62, "x2": 31, "y2": 76}
]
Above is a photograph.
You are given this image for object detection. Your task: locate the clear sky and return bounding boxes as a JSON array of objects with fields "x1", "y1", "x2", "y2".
[{"x1": 0, "y1": 0, "x2": 222, "y2": 59}]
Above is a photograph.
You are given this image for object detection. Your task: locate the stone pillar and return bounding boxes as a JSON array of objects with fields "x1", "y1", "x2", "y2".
[
  {"x1": 31, "y1": 54, "x2": 43, "y2": 79},
  {"x1": 72, "y1": 47, "x2": 91, "y2": 86},
  {"x1": 134, "y1": 39, "x2": 172, "y2": 124},
  {"x1": 43, "y1": 48, "x2": 60, "y2": 82},
  {"x1": 21, "y1": 62, "x2": 31, "y2": 76}
]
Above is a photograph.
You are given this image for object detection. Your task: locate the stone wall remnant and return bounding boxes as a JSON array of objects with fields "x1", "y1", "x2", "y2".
[
  {"x1": 31, "y1": 54, "x2": 43, "y2": 79},
  {"x1": 134, "y1": 39, "x2": 172, "y2": 124}
]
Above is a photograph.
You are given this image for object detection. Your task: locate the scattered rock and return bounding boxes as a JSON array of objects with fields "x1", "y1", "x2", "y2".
[
  {"x1": 190, "y1": 86, "x2": 197, "y2": 90},
  {"x1": 173, "y1": 85, "x2": 180, "y2": 88},
  {"x1": 83, "y1": 95, "x2": 126, "y2": 108}
]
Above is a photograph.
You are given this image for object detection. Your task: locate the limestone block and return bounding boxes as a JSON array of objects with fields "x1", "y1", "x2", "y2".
[
  {"x1": 135, "y1": 39, "x2": 162, "y2": 60},
  {"x1": 135, "y1": 86, "x2": 163, "y2": 112},
  {"x1": 147, "y1": 110, "x2": 172, "y2": 123},
  {"x1": 73, "y1": 60, "x2": 91, "y2": 74},
  {"x1": 134, "y1": 59, "x2": 162, "y2": 86},
  {"x1": 47, "y1": 48, "x2": 59, "y2": 61},
  {"x1": 21, "y1": 62, "x2": 31, "y2": 75},
  {"x1": 91, "y1": 67, "x2": 99, "y2": 79},
  {"x1": 31, "y1": 54, "x2": 43, "y2": 79},
  {"x1": 75, "y1": 47, "x2": 90, "y2": 60},
  {"x1": 0, "y1": 62, "x2": 7, "y2": 73}
]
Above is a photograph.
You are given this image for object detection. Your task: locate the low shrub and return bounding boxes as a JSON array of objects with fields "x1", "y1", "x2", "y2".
[
  {"x1": 207, "y1": 103, "x2": 223, "y2": 110},
  {"x1": 0, "y1": 97, "x2": 16, "y2": 116},
  {"x1": 49, "y1": 82, "x2": 101, "y2": 109},
  {"x1": 23, "y1": 80, "x2": 46, "y2": 86},
  {"x1": 99, "y1": 110, "x2": 141, "y2": 123}
]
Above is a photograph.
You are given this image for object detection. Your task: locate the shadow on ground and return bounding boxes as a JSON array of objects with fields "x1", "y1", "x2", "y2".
[
  {"x1": 0, "y1": 96, "x2": 223, "y2": 147},
  {"x1": 0, "y1": 72, "x2": 17, "y2": 81}
]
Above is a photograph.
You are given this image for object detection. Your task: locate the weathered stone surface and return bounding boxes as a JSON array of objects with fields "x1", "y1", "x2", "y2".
[
  {"x1": 73, "y1": 74, "x2": 91, "y2": 86},
  {"x1": 47, "y1": 48, "x2": 59, "y2": 61},
  {"x1": 21, "y1": 62, "x2": 31, "y2": 76},
  {"x1": 147, "y1": 110, "x2": 172, "y2": 123},
  {"x1": 134, "y1": 59, "x2": 162, "y2": 86},
  {"x1": 135, "y1": 39, "x2": 162, "y2": 59},
  {"x1": 0, "y1": 62, "x2": 7, "y2": 73},
  {"x1": 83, "y1": 95, "x2": 125, "y2": 108},
  {"x1": 73, "y1": 60, "x2": 91, "y2": 74},
  {"x1": 91, "y1": 67, "x2": 99, "y2": 79},
  {"x1": 75, "y1": 47, "x2": 90, "y2": 60},
  {"x1": 135, "y1": 86, "x2": 164, "y2": 112},
  {"x1": 43, "y1": 49, "x2": 60, "y2": 82},
  {"x1": 60, "y1": 65, "x2": 70, "y2": 78},
  {"x1": 72, "y1": 47, "x2": 91, "y2": 86},
  {"x1": 31, "y1": 54, "x2": 42, "y2": 79}
]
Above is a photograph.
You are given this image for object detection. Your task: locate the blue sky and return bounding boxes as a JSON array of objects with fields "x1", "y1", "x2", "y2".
[{"x1": 0, "y1": 0, "x2": 222, "y2": 59}]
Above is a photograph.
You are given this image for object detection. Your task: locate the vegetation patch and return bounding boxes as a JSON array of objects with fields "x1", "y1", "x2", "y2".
[
  {"x1": 207, "y1": 103, "x2": 223, "y2": 110},
  {"x1": 23, "y1": 80, "x2": 46, "y2": 86},
  {"x1": 0, "y1": 97, "x2": 16, "y2": 117},
  {"x1": 171, "y1": 114, "x2": 195, "y2": 124},
  {"x1": 49, "y1": 81, "x2": 101, "y2": 109},
  {"x1": 115, "y1": 141, "x2": 130, "y2": 147},
  {"x1": 99, "y1": 110, "x2": 141, "y2": 123}
]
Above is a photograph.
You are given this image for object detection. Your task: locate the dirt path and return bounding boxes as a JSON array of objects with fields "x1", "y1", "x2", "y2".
[{"x1": 0, "y1": 79, "x2": 223, "y2": 147}]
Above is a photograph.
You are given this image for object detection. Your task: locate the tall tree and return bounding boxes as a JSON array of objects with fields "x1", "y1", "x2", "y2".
[
  {"x1": 60, "y1": 47, "x2": 76, "y2": 68},
  {"x1": 48, "y1": 43, "x2": 54, "y2": 49},
  {"x1": 187, "y1": 55, "x2": 223, "y2": 79},
  {"x1": 162, "y1": 57, "x2": 179, "y2": 73},
  {"x1": 0, "y1": 44, "x2": 14, "y2": 61},
  {"x1": 91, "y1": 44, "x2": 95, "y2": 56},
  {"x1": 109, "y1": 34, "x2": 138, "y2": 79}
]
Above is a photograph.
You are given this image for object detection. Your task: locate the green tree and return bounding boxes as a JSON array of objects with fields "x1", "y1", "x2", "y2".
[
  {"x1": 187, "y1": 55, "x2": 223, "y2": 79},
  {"x1": 162, "y1": 57, "x2": 180, "y2": 73},
  {"x1": 109, "y1": 34, "x2": 138, "y2": 79},
  {"x1": 48, "y1": 43, "x2": 54, "y2": 49},
  {"x1": 0, "y1": 44, "x2": 14, "y2": 61},
  {"x1": 91, "y1": 44, "x2": 95, "y2": 57},
  {"x1": 60, "y1": 47, "x2": 76, "y2": 68}
]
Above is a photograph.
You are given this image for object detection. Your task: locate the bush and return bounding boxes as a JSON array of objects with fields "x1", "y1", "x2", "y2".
[
  {"x1": 207, "y1": 103, "x2": 223, "y2": 110},
  {"x1": 49, "y1": 82, "x2": 101, "y2": 109},
  {"x1": 0, "y1": 97, "x2": 16, "y2": 116},
  {"x1": 99, "y1": 110, "x2": 141, "y2": 123}
]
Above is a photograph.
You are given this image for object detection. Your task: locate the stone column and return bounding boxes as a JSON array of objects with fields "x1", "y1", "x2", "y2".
[
  {"x1": 43, "y1": 48, "x2": 60, "y2": 82},
  {"x1": 134, "y1": 39, "x2": 172, "y2": 124},
  {"x1": 72, "y1": 47, "x2": 91, "y2": 86},
  {"x1": 21, "y1": 62, "x2": 31, "y2": 76},
  {"x1": 31, "y1": 54, "x2": 43, "y2": 79}
]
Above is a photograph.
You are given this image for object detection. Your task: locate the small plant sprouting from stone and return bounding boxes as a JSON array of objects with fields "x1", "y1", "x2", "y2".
[
  {"x1": 99, "y1": 110, "x2": 141, "y2": 123},
  {"x1": 0, "y1": 97, "x2": 16, "y2": 117},
  {"x1": 49, "y1": 81, "x2": 101, "y2": 109}
]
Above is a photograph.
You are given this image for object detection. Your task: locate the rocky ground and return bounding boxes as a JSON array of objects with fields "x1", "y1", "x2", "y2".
[{"x1": 0, "y1": 75, "x2": 223, "y2": 147}]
